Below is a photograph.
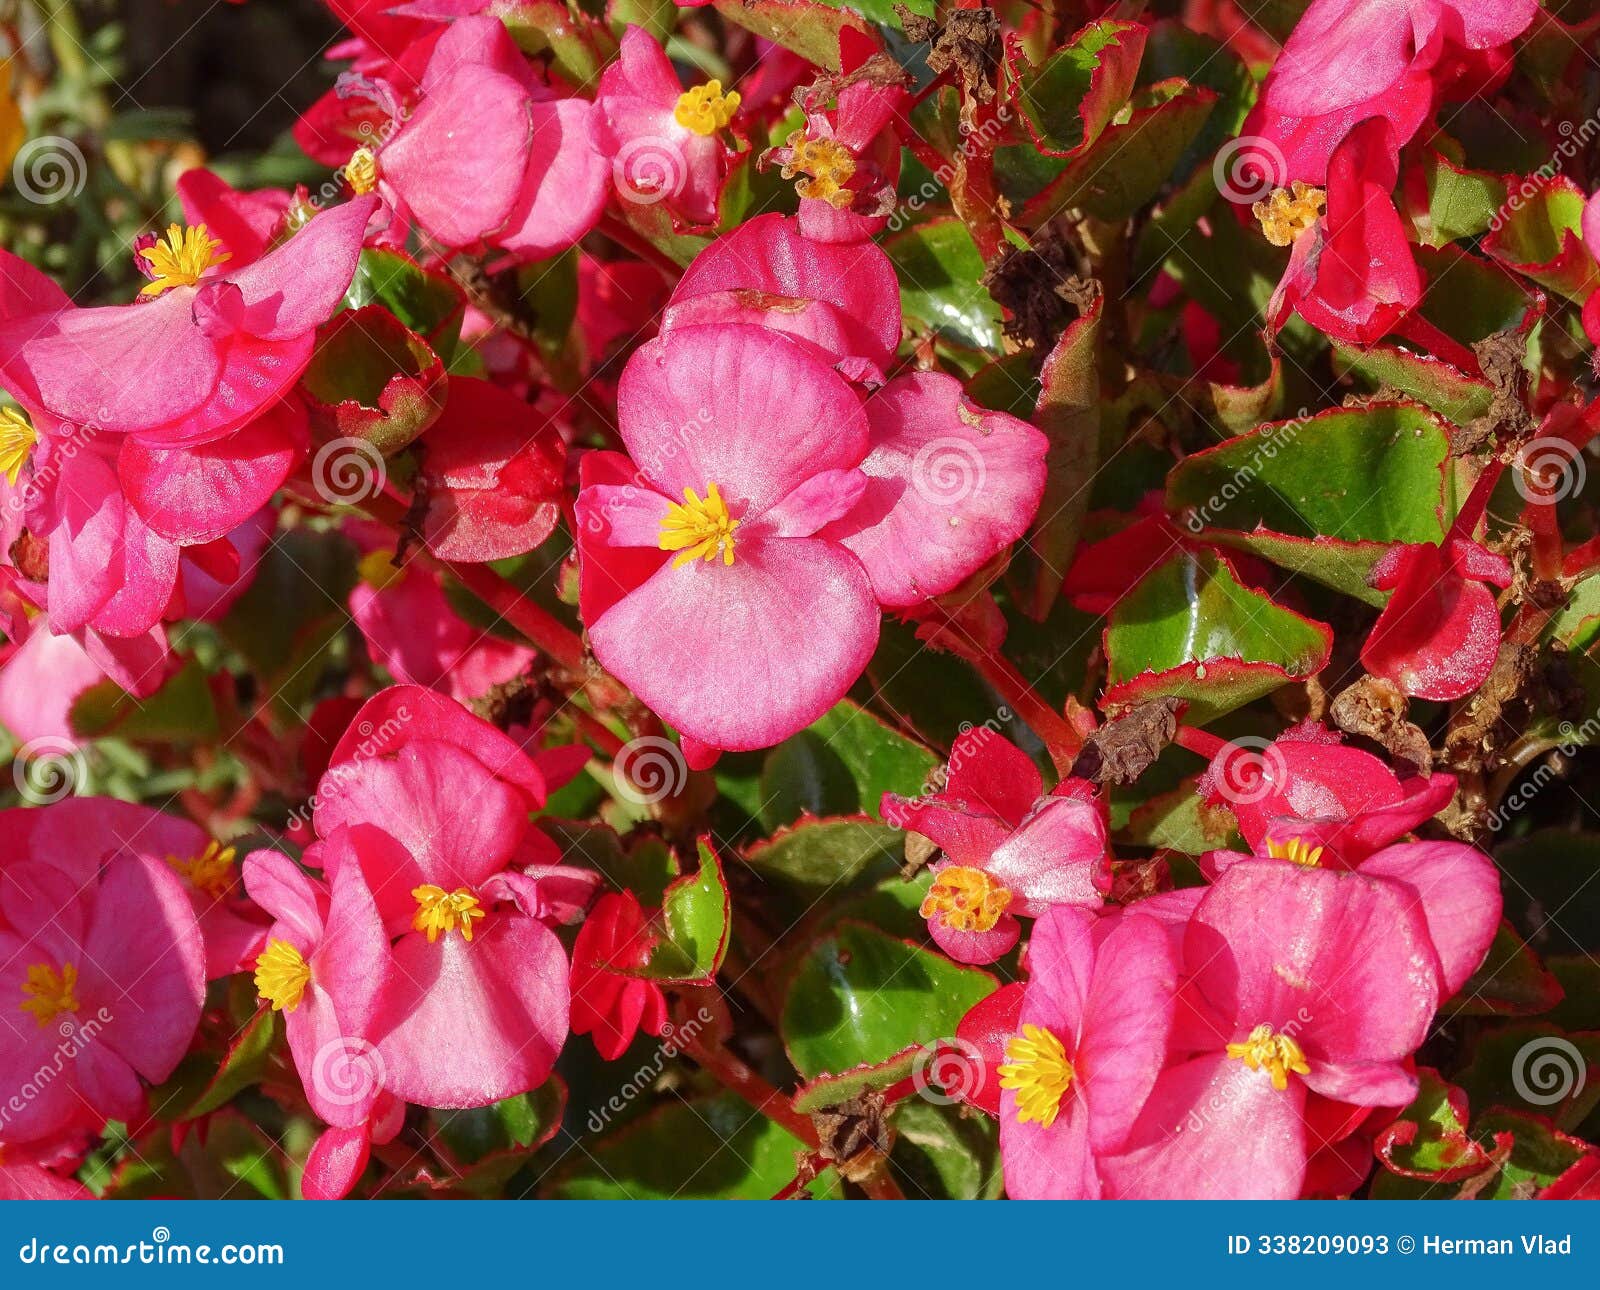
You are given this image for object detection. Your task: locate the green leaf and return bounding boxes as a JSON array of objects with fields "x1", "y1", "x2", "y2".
[
  {"x1": 1484, "y1": 175, "x2": 1600, "y2": 302},
  {"x1": 548, "y1": 1092, "x2": 831, "y2": 1198},
  {"x1": 1117, "y1": 775, "x2": 1237, "y2": 854},
  {"x1": 343, "y1": 247, "x2": 466, "y2": 356},
  {"x1": 69, "y1": 659, "x2": 219, "y2": 743},
  {"x1": 1137, "y1": 20, "x2": 1254, "y2": 172},
  {"x1": 759, "y1": 699, "x2": 940, "y2": 829},
  {"x1": 1401, "y1": 149, "x2": 1507, "y2": 249},
  {"x1": 1375, "y1": 1068, "x2": 1499, "y2": 1181},
  {"x1": 428, "y1": 1081, "x2": 565, "y2": 1167},
  {"x1": 1018, "y1": 295, "x2": 1101, "y2": 619},
  {"x1": 1448, "y1": 922, "x2": 1565, "y2": 1017},
  {"x1": 885, "y1": 218, "x2": 1004, "y2": 352},
  {"x1": 301, "y1": 306, "x2": 447, "y2": 455},
  {"x1": 1457, "y1": 1023, "x2": 1600, "y2": 1131},
  {"x1": 743, "y1": 816, "x2": 905, "y2": 893},
  {"x1": 149, "y1": 1007, "x2": 279, "y2": 1121},
  {"x1": 637, "y1": 838, "x2": 730, "y2": 982},
  {"x1": 500, "y1": 0, "x2": 617, "y2": 89},
  {"x1": 782, "y1": 920, "x2": 995, "y2": 1079},
  {"x1": 709, "y1": 0, "x2": 872, "y2": 71},
  {"x1": 1103, "y1": 550, "x2": 1332, "y2": 723},
  {"x1": 890, "y1": 1099, "x2": 1003, "y2": 1199},
  {"x1": 1331, "y1": 343, "x2": 1495, "y2": 426},
  {"x1": 1012, "y1": 19, "x2": 1145, "y2": 157}
]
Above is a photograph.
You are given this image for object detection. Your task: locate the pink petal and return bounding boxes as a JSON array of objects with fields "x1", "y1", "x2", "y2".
[
  {"x1": 986, "y1": 796, "x2": 1109, "y2": 914},
  {"x1": 494, "y1": 99, "x2": 610, "y2": 259},
  {"x1": 1358, "y1": 840, "x2": 1500, "y2": 996},
  {"x1": 224, "y1": 195, "x2": 377, "y2": 341}
]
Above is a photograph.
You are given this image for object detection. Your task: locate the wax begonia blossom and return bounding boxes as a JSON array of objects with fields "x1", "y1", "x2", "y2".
[
  {"x1": 575, "y1": 323, "x2": 1046, "y2": 760},
  {"x1": 368, "y1": 16, "x2": 610, "y2": 260},
  {"x1": 308, "y1": 687, "x2": 599, "y2": 1108},
  {"x1": 995, "y1": 908, "x2": 1179, "y2": 1199},
  {"x1": 0, "y1": 799, "x2": 205, "y2": 1144},
  {"x1": 881, "y1": 730, "x2": 1110, "y2": 963},
  {"x1": 1101, "y1": 862, "x2": 1440, "y2": 1199},
  {"x1": 599, "y1": 26, "x2": 739, "y2": 226},
  {"x1": 569, "y1": 889, "x2": 669, "y2": 1061}
]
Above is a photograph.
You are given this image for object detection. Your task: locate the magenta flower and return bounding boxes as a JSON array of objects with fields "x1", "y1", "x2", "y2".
[
  {"x1": 306, "y1": 686, "x2": 599, "y2": 1108},
  {"x1": 373, "y1": 16, "x2": 609, "y2": 260},
  {"x1": 575, "y1": 322, "x2": 1045, "y2": 761},
  {"x1": 0, "y1": 799, "x2": 205, "y2": 1144},
  {"x1": 1102, "y1": 862, "x2": 1441, "y2": 1198},
  {"x1": 599, "y1": 26, "x2": 738, "y2": 225},
  {"x1": 995, "y1": 908, "x2": 1179, "y2": 1199},
  {"x1": 882, "y1": 730, "x2": 1110, "y2": 963}
]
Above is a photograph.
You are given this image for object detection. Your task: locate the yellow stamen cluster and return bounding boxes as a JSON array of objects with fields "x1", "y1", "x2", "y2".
[
  {"x1": 1252, "y1": 181, "x2": 1326, "y2": 247},
  {"x1": 137, "y1": 223, "x2": 230, "y2": 297},
  {"x1": 674, "y1": 82, "x2": 740, "y2": 137},
  {"x1": 919, "y1": 865, "x2": 1012, "y2": 934},
  {"x1": 343, "y1": 146, "x2": 379, "y2": 196},
  {"x1": 1265, "y1": 836, "x2": 1324, "y2": 868},
  {"x1": 780, "y1": 132, "x2": 857, "y2": 209},
  {"x1": 168, "y1": 839, "x2": 239, "y2": 901},
  {"x1": 412, "y1": 885, "x2": 486, "y2": 943},
  {"x1": 356, "y1": 548, "x2": 405, "y2": 591},
  {"x1": 20, "y1": 962, "x2": 80, "y2": 1028},
  {"x1": 255, "y1": 939, "x2": 312, "y2": 1013},
  {"x1": 0, "y1": 405, "x2": 36, "y2": 487},
  {"x1": 998, "y1": 1023, "x2": 1076, "y2": 1127},
  {"x1": 658, "y1": 482, "x2": 740, "y2": 567},
  {"x1": 1226, "y1": 1023, "x2": 1310, "y2": 1091}
]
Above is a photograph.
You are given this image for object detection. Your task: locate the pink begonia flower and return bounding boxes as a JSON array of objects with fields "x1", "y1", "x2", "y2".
[
  {"x1": 178, "y1": 507, "x2": 274, "y2": 623},
  {"x1": 1102, "y1": 862, "x2": 1440, "y2": 1199},
  {"x1": 175, "y1": 168, "x2": 292, "y2": 268},
  {"x1": 1199, "y1": 721, "x2": 1456, "y2": 867},
  {"x1": 766, "y1": 50, "x2": 906, "y2": 244},
  {"x1": 995, "y1": 908, "x2": 1180, "y2": 1199},
  {"x1": 371, "y1": 16, "x2": 610, "y2": 260},
  {"x1": 599, "y1": 27, "x2": 738, "y2": 226},
  {"x1": 663, "y1": 213, "x2": 903, "y2": 379},
  {"x1": 568, "y1": 889, "x2": 669, "y2": 1060},
  {"x1": 0, "y1": 612, "x2": 106, "y2": 747},
  {"x1": 0, "y1": 1147, "x2": 92, "y2": 1199},
  {"x1": 881, "y1": 730, "x2": 1110, "y2": 963},
  {"x1": 243, "y1": 843, "x2": 393, "y2": 1128},
  {"x1": 0, "y1": 799, "x2": 206, "y2": 1144},
  {"x1": 0, "y1": 195, "x2": 375, "y2": 448},
  {"x1": 346, "y1": 522, "x2": 534, "y2": 702},
  {"x1": 307, "y1": 687, "x2": 599, "y2": 1108},
  {"x1": 574, "y1": 323, "x2": 1046, "y2": 760},
  {"x1": 1360, "y1": 462, "x2": 1512, "y2": 700}
]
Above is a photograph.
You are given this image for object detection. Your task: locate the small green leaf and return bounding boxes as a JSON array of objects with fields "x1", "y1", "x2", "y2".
[
  {"x1": 885, "y1": 218, "x2": 1004, "y2": 352},
  {"x1": 743, "y1": 816, "x2": 905, "y2": 893},
  {"x1": 343, "y1": 247, "x2": 466, "y2": 355},
  {"x1": 637, "y1": 838, "x2": 730, "y2": 983}
]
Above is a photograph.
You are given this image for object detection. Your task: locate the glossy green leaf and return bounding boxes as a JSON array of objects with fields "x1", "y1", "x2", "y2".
[
  {"x1": 343, "y1": 247, "x2": 466, "y2": 355},
  {"x1": 890, "y1": 1099, "x2": 1003, "y2": 1200},
  {"x1": 759, "y1": 699, "x2": 940, "y2": 829},
  {"x1": 1402, "y1": 149, "x2": 1507, "y2": 248},
  {"x1": 782, "y1": 920, "x2": 996, "y2": 1079},
  {"x1": 637, "y1": 839, "x2": 730, "y2": 982},
  {"x1": 743, "y1": 816, "x2": 904, "y2": 893},
  {"x1": 1331, "y1": 343, "x2": 1494, "y2": 425},
  {"x1": 885, "y1": 218, "x2": 1003, "y2": 352},
  {"x1": 302, "y1": 306, "x2": 447, "y2": 455},
  {"x1": 1012, "y1": 19, "x2": 1145, "y2": 157},
  {"x1": 1375, "y1": 1068, "x2": 1498, "y2": 1181},
  {"x1": 1484, "y1": 175, "x2": 1600, "y2": 302}
]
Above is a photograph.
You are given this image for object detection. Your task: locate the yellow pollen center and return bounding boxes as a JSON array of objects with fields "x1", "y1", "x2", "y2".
[
  {"x1": 412, "y1": 884, "x2": 486, "y2": 943},
  {"x1": 343, "y1": 146, "x2": 379, "y2": 195},
  {"x1": 998, "y1": 1023, "x2": 1075, "y2": 1127},
  {"x1": 19, "y1": 962, "x2": 80, "y2": 1028},
  {"x1": 168, "y1": 839, "x2": 238, "y2": 901},
  {"x1": 918, "y1": 865, "x2": 1012, "y2": 933},
  {"x1": 1252, "y1": 181, "x2": 1326, "y2": 247},
  {"x1": 1265, "y1": 836, "x2": 1324, "y2": 867},
  {"x1": 1226, "y1": 1023, "x2": 1310, "y2": 1091},
  {"x1": 356, "y1": 548, "x2": 405, "y2": 590},
  {"x1": 674, "y1": 81, "x2": 740, "y2": 137},
  {"x1": 0, "y1": 405, "x2": 36, "y2": 487},
  {"x1": 137, "y1": 223, "x2": 230, "y2": 297},
  {"x1": 254, "y1": 939, "x2": 312, "y2": 1013},
  {"x1": 780, "y1": 132, "x2": 857, "y2": 209},
  {"x1": 658, "y1": 482, "x2": 740, "y2": 567}
]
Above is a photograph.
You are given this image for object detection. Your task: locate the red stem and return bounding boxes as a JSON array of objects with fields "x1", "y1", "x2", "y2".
[
  {"x1": 681, "y1": 1035, "x2": 819, "y2": 1148},
  {"x1": 441, "y1": 559, "x2": 589, "y2": 675}
]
